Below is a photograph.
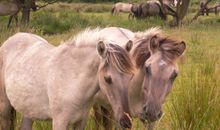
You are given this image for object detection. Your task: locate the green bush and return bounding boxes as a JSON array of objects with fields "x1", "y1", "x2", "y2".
[{"x1": 31, "y1": 11, "x2": 89, "y2": 35}]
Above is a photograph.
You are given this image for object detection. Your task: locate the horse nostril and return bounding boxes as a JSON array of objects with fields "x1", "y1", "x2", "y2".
[
  {"x1": 143, "y1": 105, "x2": 148, "y2": 111},
  {"x1": 157, "y1": 111, "x2": 163, "y2": 119}
]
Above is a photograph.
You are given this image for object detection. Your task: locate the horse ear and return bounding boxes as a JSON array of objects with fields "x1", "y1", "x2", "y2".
[
  {"x1": 97, "y1": 41, "x2": 107, "y2": 58},
  {"x1": 178, "y1": 41, "x2": 186, "y2": 55},
  {"x1": 125, "y1": 40, "x2": 133, "y2": 52},
  {"x1": 149, "y1": 35, "x2": 159, "y2": 54}
]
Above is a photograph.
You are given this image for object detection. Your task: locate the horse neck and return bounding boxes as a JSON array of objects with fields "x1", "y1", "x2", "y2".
[
  {"x1": 128, "y1": 67, "x2": 145, "y2": 117},
  {"x1": 61, "y1": 44, "x2": 101, "y2": 102}
]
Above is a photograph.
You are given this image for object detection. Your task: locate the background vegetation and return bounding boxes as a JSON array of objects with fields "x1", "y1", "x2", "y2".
[{"x1": 0, "y1": 1, "x2": 220, "y2": 130}]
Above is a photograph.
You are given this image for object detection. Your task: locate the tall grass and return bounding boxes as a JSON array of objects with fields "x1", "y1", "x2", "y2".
[
  {"x1": 0, "y1": 2, "x2": 220, "y2": 130},
  {"x1": 163, "y1": 30, "x2": 220, "y2": 130}
]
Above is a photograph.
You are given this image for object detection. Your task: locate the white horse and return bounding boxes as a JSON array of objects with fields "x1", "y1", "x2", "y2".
[
  {"x1": 111, "y1": 2, "x2": 133, "y2": 14},
  {"x1": 0, "y1": 30, "x2": 135, "y2": 130}
]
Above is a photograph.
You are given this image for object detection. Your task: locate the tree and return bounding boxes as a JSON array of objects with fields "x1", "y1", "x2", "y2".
[
  {"x1": 174, "y1": 0, "x2": 190, "y2": 26},
  {"x1": 19, "y1": 0, "x2": 57, "y2": 25},
  {"x1": 191, "y1": 0, "x2": 212, "y2": 22},
  {"x1": 21, "y1": 0, "x2": 37, "y2": 25},
  {"x1": 159, "y1": 0, "x2": 191, "y2": 27}
]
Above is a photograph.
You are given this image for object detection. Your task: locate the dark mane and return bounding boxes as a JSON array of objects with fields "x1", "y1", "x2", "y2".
[
  {"x1": 106, "y1": 43, "x2": 135, "y2": 75},
  {"x1": 132, "y1": 39, "x2": 151, "y2": 68},
  {"x1": 132, "y1": 27, "x2": 162, "y2": 68}
]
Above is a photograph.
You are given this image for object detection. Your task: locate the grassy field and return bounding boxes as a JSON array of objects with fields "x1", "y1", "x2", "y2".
[{"x1": 0, "y1": 2, "x2": 220, "y2": 130}]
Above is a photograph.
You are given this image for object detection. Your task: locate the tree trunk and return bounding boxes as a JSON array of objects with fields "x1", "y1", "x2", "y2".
[
  {"x1": 172, "y1": 0, "x2": 190, "y2": 26},
  {"x1": 158, "y1": 0, "x2": 167, "y2": 18},
  {"x1": 21, "y1": 7, "x2": 30, "y2": 25},
  {"x1": 21, "y1": 0, "x2": 33, "y2": 25}
]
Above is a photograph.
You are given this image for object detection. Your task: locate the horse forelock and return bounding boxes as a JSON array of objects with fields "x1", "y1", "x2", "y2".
[
  {"x1": 105, "y1": 43, "x2": 136, "y2": 75},
  {"x1": 159, "y1": 36, "x2": 185, "y2": 62},
  {"x1": 132, "y1": 39, "x2": 151, "y2": 68},
  {"x1": 131, "y1": 27, "x2": 162, "y2": 68}
]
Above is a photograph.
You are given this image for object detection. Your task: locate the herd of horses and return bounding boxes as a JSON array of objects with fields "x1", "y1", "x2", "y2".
[
  {"x1": 112, "y1": 0, "x2": 220, "y2": 20},
  {"x1": 0, "y1": 26, "x2": 186, "y2": 130},
  {"x1": 111, "y1": 0, "x2": 178, "y2": 20}
]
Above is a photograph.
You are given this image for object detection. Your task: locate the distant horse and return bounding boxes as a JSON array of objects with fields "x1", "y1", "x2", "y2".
[
  {"x1": 164, "y1": 0, "x2": 178, "y2": 7},
  {"x1": 131, "y1": 0, "x2": 177, "y2": 20},
  {"x1": 0, "y1": 0, "x2": 37, "y2": 28},
  {"x1": 0, "y1": 30, "x2": 135, "y2": 130},
  {"x1": 208, "y1": 3, "x2": 220, "y2": 15},
  {"x1": 93, "y1": 27, "x2": 186, "y2": 130},
  {"x1": 131, "y1": 1, "x2": 166, "y2": 20},
  {"x1": 111, "y1": 2, "x2": 133, "y2": 15}
]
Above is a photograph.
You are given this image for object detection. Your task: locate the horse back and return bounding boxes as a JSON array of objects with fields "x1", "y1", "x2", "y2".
[
  {"x1": 1, "y1": 33, "x2": 53, "y2": 67},
  {"x1": 0, "y1": 2, "x2": 20, "y2": 16}
]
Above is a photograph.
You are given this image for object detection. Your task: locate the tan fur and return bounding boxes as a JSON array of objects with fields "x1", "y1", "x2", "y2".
[
  {"x1": 92, "y1": 27, "x2": 186, "y2": 129},
  {"x1": 112, "y1": 2, "x2": 133, "y2": 14}
]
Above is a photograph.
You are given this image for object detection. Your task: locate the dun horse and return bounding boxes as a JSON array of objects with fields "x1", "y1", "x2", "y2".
[
  {"x1": 131, "y1": 1, "x2": 166, "y2": 19},
  {"x1": 0, "y1": 0, "x2": 37, "y2": 28},
  {"x1": 93, "y1": 27, "x2": 186, "y2": 130},
  {"x1": 0, "y1": 30, "x2": 135, "y2": 130},
  {"x1": 131, "y1": 0, "x2": 176, "y2": 20},
  {"x1": 111, "y1": 2, "x2": 133, "y2": 15}
]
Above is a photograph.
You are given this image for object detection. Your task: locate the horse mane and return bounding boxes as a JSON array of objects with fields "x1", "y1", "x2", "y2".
[
  {"x1": 67, "y1": 27, "x2": 103, "y2": 47},
  {"x1": 105, "y1": 43, "x2": 136, "y2": 75},
  {"x1": 132, "y1": 27, "x2": 162, "y2": 68},
  {"x1": 66, "y1": 27, "x2": 135, "y2": 75}
]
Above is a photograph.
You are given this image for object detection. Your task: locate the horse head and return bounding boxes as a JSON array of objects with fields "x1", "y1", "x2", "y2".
[
  {"x1": 97, "y1": 41, "x2": 135, "y2": 129},
  {"x1": 140, "y1": 32, "x2": 186, "y2": 122}
]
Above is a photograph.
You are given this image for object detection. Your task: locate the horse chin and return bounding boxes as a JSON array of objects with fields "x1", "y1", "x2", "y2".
[
  {"x1": 140, "y1": 113, "x2": 158, "y2": 123},
  {"x1": 139, "y1": 114, "x2": 158, "y2": 124},
  {"x1": 119, "y1": 112, "x2": 132, "y2": 129}
]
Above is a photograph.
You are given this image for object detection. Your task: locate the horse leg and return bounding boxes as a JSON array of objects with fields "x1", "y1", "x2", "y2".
[
  {"x1": 0, "y1": 51, "x2": 16, "y2": 130},
  {"x1": 19, "y1": 117, "x2": 33, "y2": 130},
  {"x1": 52, "y1": 115, "x2": 69, "y2": 130},
  {"x1": 0, "y1": 104, "x2": 15, "y2": 130},
  {"x1": 101, "y1": 107, "x2": 114, "y2": 130},
  {"x1": 93, "y1": 104, "x2": 103, "y2": 130},
  {"x1": 7, "y1": 16, "x2": 13, "y2": 28},
  {"x1": 72, "y1": 118, "x2": 88, "y2": 130},
  {"x1": 14, "y1": 15, "x2": 18, "y2": 27}
]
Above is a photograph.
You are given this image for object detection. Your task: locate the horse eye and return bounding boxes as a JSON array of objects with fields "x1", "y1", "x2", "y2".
[
  {"x1": 145, "y1": 65, "x2": 151, "y2": 75},
  {"x1": 104, "y1": 76, "x2": 112, "y2": 84},
  {"x1": 170, "y1": 71, "x2": 178, "y2": 82}
]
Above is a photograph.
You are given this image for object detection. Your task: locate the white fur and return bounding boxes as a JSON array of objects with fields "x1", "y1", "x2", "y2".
[
  {"x1": 159, "y1": 60, "x2": 167, "y2": 66},
  {"x1": 1, "y1": 32, "x2": 101, "y2": 129}
]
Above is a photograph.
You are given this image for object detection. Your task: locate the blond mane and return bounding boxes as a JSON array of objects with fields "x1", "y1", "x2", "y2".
[
  {"x1": 65, "y1": 27, "x2": 103, "y2": 47},
  {"x1": 105, "y1": 43, "x2": 136, "y2": 75}
]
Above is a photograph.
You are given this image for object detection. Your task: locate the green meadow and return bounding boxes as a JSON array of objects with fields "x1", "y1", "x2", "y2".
[{"x1": 0, "y1": 2, "x2": 220, "y2": 130}]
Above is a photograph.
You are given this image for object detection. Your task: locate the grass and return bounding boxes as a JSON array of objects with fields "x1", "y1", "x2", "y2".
[{"x1": 0, "y1": 2, "x2": 220, "y2": 130}]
